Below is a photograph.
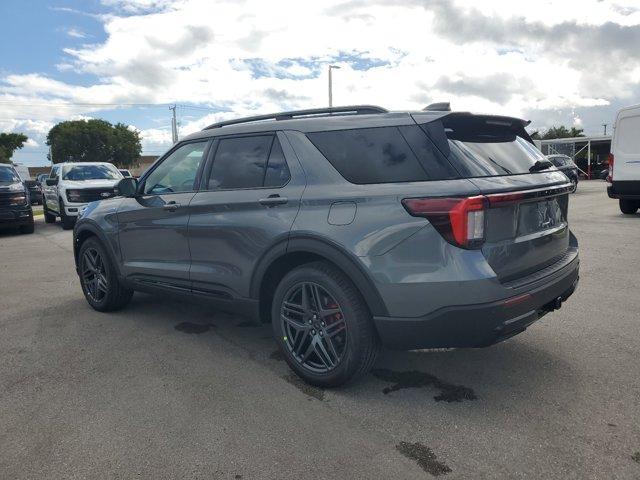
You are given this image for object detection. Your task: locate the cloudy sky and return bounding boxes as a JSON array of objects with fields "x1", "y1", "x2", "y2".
[{"x1": 1, "y1": 0, "x2": 640, "y2": 166}]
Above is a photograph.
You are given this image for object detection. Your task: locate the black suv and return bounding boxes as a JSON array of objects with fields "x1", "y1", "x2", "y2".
[
  {"x1": 74, "y1": 105, "x2": 579, "y2": 386},
  {"x1": 0, "y1": 164, "x2": 34, "y2": 234}
]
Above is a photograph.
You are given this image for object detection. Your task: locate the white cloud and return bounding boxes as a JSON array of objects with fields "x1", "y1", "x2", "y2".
[
  {"x1": 5, "y1": 0, "x2": 640, "y2": 164},
  {"x1": 66, "y1": 28, "x2": 87, "y2": 39}
]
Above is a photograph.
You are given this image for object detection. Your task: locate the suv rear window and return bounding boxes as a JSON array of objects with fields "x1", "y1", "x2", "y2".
[
  {"x1": 432, "y1": 116, "x2": 548, "y2": 177},
  {"x1": 307, "y1": 125, "x2": 458, "y2": 184}
]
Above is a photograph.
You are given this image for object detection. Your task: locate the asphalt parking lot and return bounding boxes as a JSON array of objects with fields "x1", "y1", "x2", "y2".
[{"x1": 1, "y1": 181, "x2": 639, "y2": 479}]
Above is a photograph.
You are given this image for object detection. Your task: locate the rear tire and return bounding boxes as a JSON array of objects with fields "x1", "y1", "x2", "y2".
[
  {"x1": 78, "y1": 237, "x2": 133, "y2": 312},
  {"x1": 619, "y1": 199, "x2": 638, "y2": 215},
  {"x1": 60, "y1": 199, "x2": 75, "y2": 230},
  {"x1": 43, "y1": 202, "x2": 56, "y2": 223},
  {"x1": 272, "y1": 261, "x2": 380, "y2": 388},
  {"x1": 19, "y1": 223, "x2": 35, "y2": 234}
]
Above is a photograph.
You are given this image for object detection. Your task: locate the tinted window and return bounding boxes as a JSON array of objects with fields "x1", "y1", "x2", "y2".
[
  {"x1": 208, "y1": 135, "x2": 273, "y2": 190},
  {"x1": 0, "y1": 166, "x2": 20, "y2": 183},
  {"x1": 436, "y1": 116, "x2": 548, "y2": 177},
  {"x1": 308, "y1": 126, "x2": 454, "y2": 184},
  {"x1": 264, "y1": 138, "x2": 290, "y2": 187},
  {"x1": 63, "y1": 164, "x2": 121, "y2": 181},
  {"x1": 144, "y1": 141, "x2": 207, "y2": 194}
]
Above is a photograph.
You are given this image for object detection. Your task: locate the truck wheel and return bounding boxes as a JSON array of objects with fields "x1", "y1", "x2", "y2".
[
  {"x1": 43, "y1": 202, "x2": 56, "y2": 223},
  {"x1": 619, "y1": 199, "x2": 638, "y2": 214},
  {"x1": 59, "y1": 199, "x2": 75, "y2": 230},
  {"x1": 272, "y1": 261, "x2": 380, "y2": 388},
  {"x1": 19, "y1": 222, "x2": 35, "y2": 234},
  {"x1": 78, "y1": 237, "x2": 133, "y2": 312}
]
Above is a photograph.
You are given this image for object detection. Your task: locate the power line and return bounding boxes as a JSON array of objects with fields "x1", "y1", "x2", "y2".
[{"x1": 0, "y1": 101, "x2": 173, "y2": 108}]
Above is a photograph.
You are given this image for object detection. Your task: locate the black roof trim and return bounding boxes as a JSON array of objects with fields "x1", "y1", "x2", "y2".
[{"x1": 203, "y1": 105, "x2": 388, "y2": 130}]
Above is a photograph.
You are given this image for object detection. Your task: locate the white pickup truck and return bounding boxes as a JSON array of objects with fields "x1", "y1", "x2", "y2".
[{"x1": 43, "y1": 162, "x2": 123, "y2": 229}]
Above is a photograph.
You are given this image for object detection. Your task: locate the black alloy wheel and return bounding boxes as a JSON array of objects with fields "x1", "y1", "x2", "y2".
[
  {"x1": 81, "y1": 247, "x2": 109, "y2": 303},
  {"x1": 280, "y1": 282, "x2": 348, "y2": 373}
]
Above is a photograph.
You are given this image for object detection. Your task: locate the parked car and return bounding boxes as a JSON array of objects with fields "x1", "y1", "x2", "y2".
[
  {"x1": 43, "y1": 162, "x2": 123, "y2": 230},
  {"x1": 607, "y1": 103, "x2": 640, "y2": 214},
  {"x1": 24, "y1": 180, "x2": 42, "y2": 205},
  {"x1": 547, "y1": 154, "x2": 579, "y2": 190},
  {"x1": 119, "y1": 169, "x2": 132, "y2": 178},
  {"x1": 36, "y1": 173, "x2": 49, "y2": 204},
  {"x1": 0, "y1": 164, "x2": 34, "y2": 234},
  {"x1": 73, "y1": 105, "x2": 579, "y2": 387}
]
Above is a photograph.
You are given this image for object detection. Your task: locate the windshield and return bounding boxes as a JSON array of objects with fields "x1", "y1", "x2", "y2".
[
  {"x1": 62, "y1": 164, "x2": 121, "y2": 181},
  {"x1": 0, "y1": 166, "x2": 20, "y2": 183}
]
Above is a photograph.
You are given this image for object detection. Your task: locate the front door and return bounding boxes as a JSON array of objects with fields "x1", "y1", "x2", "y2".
[
  {"x1": 117, "y1": 140, "x2": 210, "y2": 290},
  {"x1": 188, "y1": 132, "x2": 305, "y2": 299}
]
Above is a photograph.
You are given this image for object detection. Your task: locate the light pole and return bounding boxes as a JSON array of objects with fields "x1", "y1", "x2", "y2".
[{"x1": 328, "y1": 65, "x2": 340, "y2": 108}]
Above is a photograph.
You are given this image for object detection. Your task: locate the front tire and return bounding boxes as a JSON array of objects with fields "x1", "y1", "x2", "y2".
[
  {"x1": 272, "y1": 261, "x2": 380, "y2": 387},
  {"x1": 43, "y1": 201, "x2": 56, "y2": 223},
  {"x1": 619, "y1": 199, "x2": 638, "y2": 215},
  {"x1": 19, "y1": 222, "x2": 35, "y2": 234},
  {"x1": 78, "y1": 237, "x2": 133, "y2": 312},
  {"x1": 59, "y1": 199, "x2": 75, "y2": 230}
]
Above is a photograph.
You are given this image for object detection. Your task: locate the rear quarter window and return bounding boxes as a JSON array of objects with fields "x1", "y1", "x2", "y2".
[{"x1": 306, "y1": 125, "x2": 458, "y2": 184}]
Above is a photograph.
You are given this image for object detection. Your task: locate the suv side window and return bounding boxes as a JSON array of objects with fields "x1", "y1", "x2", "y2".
[
  {"x1": 144, "y1": 141, "x2": 207, "y2": 194},
  {"x1": 207, "y1": 135, "x2": 289, "y2": 190},
  {"x1": 49, "y1": 166, "x2": 59, "y2": 179},
  {"x1": 307, "y1": 126, "x2": 458, "y2": 184}
]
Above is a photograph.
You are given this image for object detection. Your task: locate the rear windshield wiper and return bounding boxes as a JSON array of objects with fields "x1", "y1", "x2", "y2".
[{"x1": 529, "y1": 159, "x2": 554, "y2": 173}]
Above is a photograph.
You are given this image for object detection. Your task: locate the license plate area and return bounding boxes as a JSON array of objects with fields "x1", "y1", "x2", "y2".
[{"x1": 517, "y1": 197, "x2": 566, "y2": 237}]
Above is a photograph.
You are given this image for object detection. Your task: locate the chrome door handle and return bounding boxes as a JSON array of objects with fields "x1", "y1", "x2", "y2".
[
  {"x1": 163, "y1": 201, "x2": 180, "y2": 212},
  {"x1": 258, "y1": 194, "x2": 288, "y2": 207}
]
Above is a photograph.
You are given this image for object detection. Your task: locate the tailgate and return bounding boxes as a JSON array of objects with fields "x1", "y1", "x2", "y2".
[{"x1": 470, "y1": 173, "x2": 572, "y2": 282}]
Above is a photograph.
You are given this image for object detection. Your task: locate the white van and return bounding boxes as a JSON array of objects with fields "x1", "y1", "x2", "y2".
[{"x1": 608, "y1": 104, "x2": 640, "y2": 214}]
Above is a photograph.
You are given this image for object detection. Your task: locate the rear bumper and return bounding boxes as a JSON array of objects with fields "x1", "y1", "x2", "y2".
[
  {"x1": 373, "y1": 251, "x2": 579, "y2": 350},
  {"x1": 608, "y1": 181, "x2": 640, "y2": 199}
]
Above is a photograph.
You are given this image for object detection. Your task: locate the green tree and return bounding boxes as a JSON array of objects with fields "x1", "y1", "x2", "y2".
[
  {"x1": 0, "y1": 132, "x2": 28, "y2": 164},
  {"x1": 46, "y1": 119, "x2": 142, "y2": 168}
]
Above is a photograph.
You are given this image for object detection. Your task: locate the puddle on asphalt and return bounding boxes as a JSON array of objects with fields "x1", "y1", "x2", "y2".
[
  {"x1": 174, "y1": 322, "x2": 216, "y2": 334},
  {"x1": 396, "y1": 441, "x2": 451, "y2": 476},
  {"x1": 283, "y1": 374, "x2": 325, "y2": 401},
  {"x1": 372, "y1": 369, "x2": 477, "y2": 402}
]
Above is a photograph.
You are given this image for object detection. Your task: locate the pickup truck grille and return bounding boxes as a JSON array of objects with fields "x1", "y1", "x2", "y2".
[
  {"x1": 0, "y1": 192, "x2": 27, "y2": 207},
  {"x1": 67, "y1": 188, "x2": 115, "y2": 203}
]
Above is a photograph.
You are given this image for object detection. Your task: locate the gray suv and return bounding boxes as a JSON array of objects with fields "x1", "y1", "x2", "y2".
[{"x1": 73, "y1": 105, "x2": 579, "y2": 387}]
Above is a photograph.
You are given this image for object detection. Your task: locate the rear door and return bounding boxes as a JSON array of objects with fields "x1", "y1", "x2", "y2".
[
  {"x1": 416, "y1": 113, "x2": 574, "y2": 282},
  {"x1": 117, "y1": 140, "x2": 210, "y2": 289},
  {"x1": 188, "y1": 131, "x2": 305, "y2": 299}
]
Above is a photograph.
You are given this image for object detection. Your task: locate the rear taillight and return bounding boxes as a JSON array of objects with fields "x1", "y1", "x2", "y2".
[
  {"x1": 402, "y1": 196, "x2": 486, "y2": 249},
  {"x1": 607, "y1": 153, "x2": 614, "y2": 183}
]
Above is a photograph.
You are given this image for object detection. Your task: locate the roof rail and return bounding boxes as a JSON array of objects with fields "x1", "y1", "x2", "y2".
[{"x1": 204, "y1": 105, "x2": 388, "y2": 130}]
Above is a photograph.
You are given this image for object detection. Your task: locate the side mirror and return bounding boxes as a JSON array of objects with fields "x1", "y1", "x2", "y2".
[
  {"x1": 116, "y1": 177, "x2": 139, "y2": 197},
  {"x1": 46, "y1": 178, "x2": 58, "y2": 186}
]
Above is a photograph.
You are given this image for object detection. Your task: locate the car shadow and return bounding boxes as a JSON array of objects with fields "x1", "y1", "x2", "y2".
[{"x1": 106, "y1": 291, "x2": 575, "y2": 410}]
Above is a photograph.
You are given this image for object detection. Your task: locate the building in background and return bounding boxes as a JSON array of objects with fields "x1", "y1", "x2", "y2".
[{"x1": 536, "y1": 135, "x2": 611, "y2": 179}]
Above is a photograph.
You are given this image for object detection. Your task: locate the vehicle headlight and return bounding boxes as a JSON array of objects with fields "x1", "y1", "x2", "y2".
[
  {"x1": 66, "y1": 190, "x2": 81, "y2": 202},
  {"x1": 8, "y1": 183, "x2": 23, "y2": 191},
  {"x1": 9, "y1": 194, "x2": 27, "y2": 206}
]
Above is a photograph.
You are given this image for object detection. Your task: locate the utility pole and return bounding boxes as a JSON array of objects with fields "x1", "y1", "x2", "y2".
[
  {"x1": 170, "y1": 105, "x2": 178, "y2": 143},
  {"x1": 602, "y1": 123, "x2": 609, "y2": 136},
  {"x1": 328, "y1": 65, "x2": 340, "y2": 108}
]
